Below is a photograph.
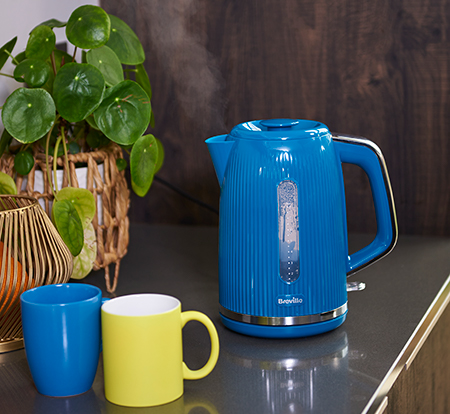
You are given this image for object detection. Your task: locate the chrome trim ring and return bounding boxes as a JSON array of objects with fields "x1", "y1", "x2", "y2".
[
  {"x1": 226, "y1": 346, "x2": 349, "y2": 370},
  {"x1": 219, "y1": 303, "x2": 348, "y2": 326}
]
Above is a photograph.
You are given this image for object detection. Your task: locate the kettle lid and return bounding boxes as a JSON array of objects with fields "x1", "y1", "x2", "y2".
[{"x1": 227, "y1": 118, "x2": 330, "y2": 141}]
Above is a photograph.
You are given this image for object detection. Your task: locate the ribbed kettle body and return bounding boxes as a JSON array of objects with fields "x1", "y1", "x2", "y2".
[{"x1": 219, "y1": 133, "x2": 348, "y2": 319}]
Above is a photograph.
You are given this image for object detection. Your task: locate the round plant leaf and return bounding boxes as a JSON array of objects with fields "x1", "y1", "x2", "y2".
[
  {"x1": 0, "y1": 172, "x2": 17, "y2": 195},
  {"x1": 68, "y1": 141, "x2": 80, "y2": 154},
  {"x1": 86, "y1": 45, "x2": 123, "y2": 86},
  {"x1": 2, "y1": 88, "x2": 56, "y2": 143},
  {"x1": 130, "y1": 134, "x2": 158, "y2": 192},
  {"x1": 105, "y1": 14, "x2": 145, "y2": 65},
  {"x1": 155, "y1": 138, "x2": 164, "y2": 173},
  {"x1": 49, "y1": 49, "x2": 74, "y2": 71},
  {"x1": 86, "y1": 129, "x2": 99, "y2": 147},
  {"x1": 116, "y1": 158, "x2": 127, "y2": 171},
  {"x1": 135, "y1": 63, "x2": 152, "y2": 100},
  {"x1": 86, "y1": 128, "x2": 108, "y2": 149},
  {"x1": 34, "y1": 19, "x2": 67, "y2": 29},
  {"x1": 66, "y1": 5, "x2": 110, "y2": 49},
  {"x1": 13, "y1": 51, "x2": 27, "y2": 66},
  {"x1": 57, "y1": 187, "x2": 96, "y2": 229},
  {"x1": 26, "y1": 25, "x2": 55, "y2": 60},
  {"x1": 41, "y1": 65, "x2": 55, "y2": 94},
  {"x1": 71, "y1": 223, "x2": 97, "y2": 279},
  {"x1": 13, "y1": 59, "x2": 51, "y2": 87},
  {"x1": 52, "y1": 199, "x2": 84, "y2": 256},
  {"x1": 0, "y1": 37, "x2": 17, "y2": 71},
  {"x1": 14, "y1": 151, "x2": 34, "y2": 175},
  {"x1": 85, "y1": 115, "x2": 100, "y2": 130},
  {"x1": 94, "y1": 80, "x2": 150, "y2": 145},
  {"x1": 131, "y1": 176, "x2": 154, "y2": 197},
  {"x1": 0, "y1": 129, "x2": 13, "y2": 158},
  {"x1": 41, "y1": 73, "x2": 54, "y2": 94},
  {"x1": 53, "y1": 62, "x2": 105, "y2": 123}
]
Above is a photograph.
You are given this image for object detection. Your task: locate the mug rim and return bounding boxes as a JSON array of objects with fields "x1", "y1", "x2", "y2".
[
  {"x1": 102, "y1": 293, "x2": 181, "y2": 317},
  {"x1": 20, "y1": 283, "x2": 102, "y2": 307}
]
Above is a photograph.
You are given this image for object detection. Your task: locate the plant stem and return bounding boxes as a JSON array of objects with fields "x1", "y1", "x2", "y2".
[
  {"x1": 53, "y1": 136, "x2": 62, "y2": 193},
  {"x1": 50, "y1": 51, "x2": 57, "y2": 75},
  {"x1": 123, "y1": 69, "x2": 138, "y2": 73},
  {"x1": 60, "y1": 126, "x2": 71, "y2": 187},
  {"x1": 45, "y1": 115, "x2": 60, "y2": 200},
  {"x1": 4, "y1": 50, "x2": 18, "y2": 65},
  {"x1": 0, "y1": 72, "x2": 15, "y2": 79},
  {"x1": 72, "y1": 47, "x2": 77, "y2": 62}
]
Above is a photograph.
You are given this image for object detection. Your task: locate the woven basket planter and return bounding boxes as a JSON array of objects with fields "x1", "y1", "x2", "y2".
[{"x1": 0, "y1": 143, "x2": 130, "y2": 293}]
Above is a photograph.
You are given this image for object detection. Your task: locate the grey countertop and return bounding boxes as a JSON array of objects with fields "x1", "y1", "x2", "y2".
[{"x1": 1, "y1": 224, "x2": 450, "y2": 414}]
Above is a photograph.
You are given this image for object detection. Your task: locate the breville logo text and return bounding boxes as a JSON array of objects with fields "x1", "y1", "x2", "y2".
[{"x1": 276, "y1": 294, "x2": 305, "y2": 306}]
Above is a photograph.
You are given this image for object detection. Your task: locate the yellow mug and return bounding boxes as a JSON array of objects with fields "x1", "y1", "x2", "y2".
[
  {"x1": 101, "y1": 294, "x2": 220, "y2": 407},
  {"x1": 105, "y1": 395, "x2": 220, "y2": 414}
]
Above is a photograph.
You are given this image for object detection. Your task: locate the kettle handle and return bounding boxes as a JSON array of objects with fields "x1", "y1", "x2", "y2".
[{"x1": 332, "y1": 134, "x2": 398, "y2": 276}]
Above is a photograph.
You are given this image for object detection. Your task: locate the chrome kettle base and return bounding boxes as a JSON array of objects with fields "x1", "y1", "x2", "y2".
[{"x1": 220, "y1": 304, "x2": 348, "y2": 338}]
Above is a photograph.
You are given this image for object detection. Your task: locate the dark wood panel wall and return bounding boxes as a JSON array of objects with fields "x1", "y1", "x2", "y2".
[{"x1": 101, "y1": 0, "x2": 450, "y2": 236}]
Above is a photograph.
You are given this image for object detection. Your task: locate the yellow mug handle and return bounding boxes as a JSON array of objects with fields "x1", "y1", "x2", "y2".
[
  {"x1": 181, "y1": 311, "x2": 220, "y2": 380},
  {"x1": 184, "y1": 401, "x2": 220, "y2": 414}
]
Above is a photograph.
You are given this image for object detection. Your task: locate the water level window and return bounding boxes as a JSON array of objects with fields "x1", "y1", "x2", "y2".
[{"x1": 278, "y1": 180, "x2": 300, "y2": 283}]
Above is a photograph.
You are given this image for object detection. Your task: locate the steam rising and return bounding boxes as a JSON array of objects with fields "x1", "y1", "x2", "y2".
[{"x1": 145, "y1": 0, "x2": 226, "y2": 131}]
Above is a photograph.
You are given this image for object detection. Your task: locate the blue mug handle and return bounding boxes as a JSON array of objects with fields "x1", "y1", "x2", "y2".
[{"x1": 333, "y1": 134, "x2": 398, "y2": 275}]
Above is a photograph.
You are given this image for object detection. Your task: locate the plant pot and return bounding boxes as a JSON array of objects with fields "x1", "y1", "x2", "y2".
[
  {"x1": 0, "y1": 143, "x2": 130, "y2": 293},
  {"x1": 22, "y1": 163, "x2": 105, "y2": 226}
]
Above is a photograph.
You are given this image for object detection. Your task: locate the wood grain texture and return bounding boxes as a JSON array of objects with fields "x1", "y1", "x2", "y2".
[
  {"x1": 101, "y1": 0, "x2": 450, "y2": 235},
  {"x1": 386, "y1": 302, "x2": 450, "y2": 413}
]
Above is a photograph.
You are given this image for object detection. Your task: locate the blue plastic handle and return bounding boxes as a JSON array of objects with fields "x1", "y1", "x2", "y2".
[{"x1": 333, "y1": 135, "x2": 398, "y2": 275}]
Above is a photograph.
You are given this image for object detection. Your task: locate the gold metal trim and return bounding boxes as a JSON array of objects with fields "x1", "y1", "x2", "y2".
[
  {"x1": 362, "y1": 274, "x2": 450, "y2": 414},
  {"x1": 0, "y1": 338, "x2": 24, "y2": 352}
]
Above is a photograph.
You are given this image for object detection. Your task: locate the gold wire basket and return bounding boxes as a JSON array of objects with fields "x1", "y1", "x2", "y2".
[{"x1": 0, "y1": 195, "x2": 73, "y2": 353}]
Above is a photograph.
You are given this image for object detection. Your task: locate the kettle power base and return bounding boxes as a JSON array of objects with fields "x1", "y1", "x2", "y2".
[{"x1": 220, "y1": 312, "x2": 347, "y2": 339}]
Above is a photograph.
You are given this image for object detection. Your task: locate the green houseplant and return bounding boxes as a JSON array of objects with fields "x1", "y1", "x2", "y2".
[{"x1": 0, "y1": 5, "x2": 163, "y2": 286}]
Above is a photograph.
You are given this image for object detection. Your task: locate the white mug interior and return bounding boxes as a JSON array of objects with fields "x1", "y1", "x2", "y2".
[{"x1": 102, "y1": 294, "x2": 180, "y2": 317}]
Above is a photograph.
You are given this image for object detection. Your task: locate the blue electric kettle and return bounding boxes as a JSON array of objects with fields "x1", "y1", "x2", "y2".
[{"x1": 206, "y1": 119, "x2": 397, "y2": 338}]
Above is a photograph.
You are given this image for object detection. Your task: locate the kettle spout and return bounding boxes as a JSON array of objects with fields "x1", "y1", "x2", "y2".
[{"x1": 205, "y1": 135, "x2": 235, "y2": 186}]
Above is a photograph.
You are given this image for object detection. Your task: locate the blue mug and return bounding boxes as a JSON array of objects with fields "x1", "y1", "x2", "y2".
[{"x1": 20, "y1": 283, "x2": 107, "y2": 397}]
